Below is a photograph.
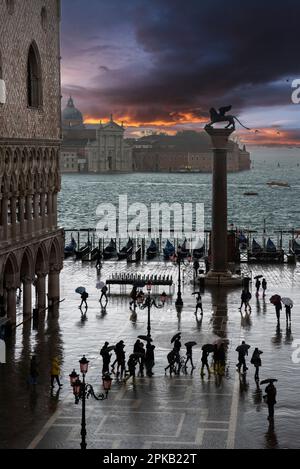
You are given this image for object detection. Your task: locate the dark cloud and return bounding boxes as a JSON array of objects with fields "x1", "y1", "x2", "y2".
[{"x1": 61, "y1": 0, "x2": 300, "y2": 129}]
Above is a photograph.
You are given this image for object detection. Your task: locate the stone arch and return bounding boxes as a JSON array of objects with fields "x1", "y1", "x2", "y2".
[
  {"x1": 27, "y1": 41, "x2": 43, "y2": 108},
  {"x1": 34, "y1": 244, "x2": 48, "y2": 275},
  {"x1": 2, "y1": 252, "x2": 19, "y2": 289},
  {"x1": 49, "y1": 238, "x2": 62, "y2": 270},
  {"x1": 4, "y1": 148, "x2": 12, "y2": 175},
  {"x1": 20, "y1": 248, "x2": 34, "y2": 281}
]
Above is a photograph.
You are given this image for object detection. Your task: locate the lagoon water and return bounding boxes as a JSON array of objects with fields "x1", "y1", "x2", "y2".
[{"x1": 58, "y1": 147, "x2": 300, "y2": 244}]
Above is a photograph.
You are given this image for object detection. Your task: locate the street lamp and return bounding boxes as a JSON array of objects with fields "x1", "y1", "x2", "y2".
[
  {"x1": 173, "y1": 246, "x2": 192, "y2": 307},
  {"x1": 69, "y1": 355, "x2": 111, "y2": 450},
  {"x1": 139, "y1": 282, "x2": 167, "y2": 340}
]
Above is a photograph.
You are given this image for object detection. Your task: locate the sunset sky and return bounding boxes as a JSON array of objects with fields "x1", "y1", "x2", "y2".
[{"x1": 61, "y1": 0, "x2": 300, "y2": 145}]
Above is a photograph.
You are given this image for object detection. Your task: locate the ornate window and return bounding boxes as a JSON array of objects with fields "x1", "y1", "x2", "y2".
[
  {"x1": 41, "y1": 7, "x2": 47, "y2": 31},
  {"x1": 27, "y1": 43, "x2": 43, "y2": 108},
  {"x1": 6, "y1": 0, "x2": 15, "y2": 15}
]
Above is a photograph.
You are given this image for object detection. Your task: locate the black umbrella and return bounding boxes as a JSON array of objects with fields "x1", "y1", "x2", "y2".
[
  {"x1": 171, "y1": 333, "x2": 181, "y2": 344},
  {"x1": 185, "y1": 341, "x2": 197, "y2": 348},
  {"x1": 107, "y1": 346, "x2": 116, "y2": 352},
  {"x1": 202, "y1": 344, "x2": 214, "y2": 353},
  {"x1": 236, "y1": 344, "x2": 251, "y2": 353},
  {"x1": 260, "y1": 378, "x2": 278, "y2": 385},
  {"x1": 134, "y1": 280, "x2": 146, "y2": 288},
  {"x1": 254, "y1": 275, "x2": 263, "y2": 279},
  {"x1": 138, "y1": 335, "x2": 153, "y2": 342}
]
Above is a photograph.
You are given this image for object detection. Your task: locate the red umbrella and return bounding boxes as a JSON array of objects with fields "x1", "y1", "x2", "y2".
[{"x1": 270, "y1": 295, "x2": 281, "y2": 305}]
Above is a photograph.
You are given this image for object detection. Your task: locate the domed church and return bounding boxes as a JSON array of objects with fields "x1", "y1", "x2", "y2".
[{"x1": 62, "y1": 97, "x2": 84, "y2": 129}]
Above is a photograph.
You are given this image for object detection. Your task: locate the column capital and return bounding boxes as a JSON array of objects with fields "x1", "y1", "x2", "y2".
[
  {"x1": 49, "y1": 264, "x2": 62, "y2": 274},
  {"x1": 21, "y1": 276, "x2": 34, "y2": 285},
  {"x1": 36, "y1": 270, "x2": 48, "y2": 279},
  {"x1": 204, "y1": 125, "x2": 235, "y2": 150}
]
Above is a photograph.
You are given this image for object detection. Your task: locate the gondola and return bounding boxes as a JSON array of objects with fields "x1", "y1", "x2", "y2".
[
  {"x1": 146, "y1": 240, "x2": 158, "y2": 259},
  {"x1": 180, "y1": 239, "x2": 190, "y2": 257},
  {"x1": 292, "y1": 238, "x2": 300, "y2": 255},
  {"x1": 64, "y1": 236, "x2": 77, "y2": 258},
  {"x1": 266, "y1": 238, "x2": 277, "y2": 252},
  {"x1": 75, "y1": 241, "x2": 92, "y2": 260},
  {"x1": 117, "y1": 239, "x2": 133, "y2": 260},
  {"x1": 163, "y1": 239, "x2": 175, "y2": 260},
  {"x1": 252, "y1": 238, "x2": 262, "y2": 252},
  {"x1": 238, "y1": 233, "x2": 248, "y2": 250},
  {"x1": 103, "y1": 239, "x2": 117, "y2": 260}
]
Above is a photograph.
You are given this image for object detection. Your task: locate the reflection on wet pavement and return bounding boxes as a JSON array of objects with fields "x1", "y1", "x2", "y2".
[{"x1": 1, "y1": 260, "x2": 300, "y2": 449}]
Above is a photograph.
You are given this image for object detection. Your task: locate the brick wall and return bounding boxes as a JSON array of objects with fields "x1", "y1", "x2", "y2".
[{"x1": 0, "y1": 0, "x2": 61, "y2": 141}]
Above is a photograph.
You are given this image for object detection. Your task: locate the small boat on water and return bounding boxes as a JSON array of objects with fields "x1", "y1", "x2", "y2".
[
  {"x1": 266, "y1": 238, "x2": 277, "y2": 252},
  {"x1": 75, "y1": 241, "x2": 92, "y2": 260},
  {"x1": 163, "y1": 240, "x2": 175, "y2": 260},
  {"x1": 103, "y1": 239, "x2": 117, "y2": 260},
  {"x1": 64, "y1": 236, "x2": 77, "y2": 257},
  {"x1": 117, "y1": 239, "x2": 133, "y2": 260},
  {"x1": 244, "y1": 192, "x2": 258, "y2": 196},
  {"x1": 292, "y1": 238, "x2": 300, "y2": 255},
  {"x1": 252, "y1": 238, "x2": 263, "y2": 252},
  {"x1": 267, "y1": 181, "x2": 290, "y2": 188},
  {"x1": 146, "y1": 240, "x2": 158, "y2": 259}
]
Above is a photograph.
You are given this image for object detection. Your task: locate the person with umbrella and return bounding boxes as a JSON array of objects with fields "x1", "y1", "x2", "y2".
[
  {"x1": 201, "y1": 345, "x2": 213, "y2": 377},
  {"x1": 76, "y1": 287, "x2": 89, "y2": 311},
  {"x1": 184, "y1": 342, "x2": 196, "y2": 370},
  {"x1": 262, "y1": 379, "x2": 277, "y2": 421},
  {"x1": 270, "y1": 295, "x2": 282, "y2": 324},
  {"x1": 236, "y1": 341, "x2": 250, "y2": 374},
  {"x1": 262, "y1": 278, "x2": 267, "y2": 297},
  {"x1": 240, "y1": 290, "x2": 251, "y2": 313},
  {"x1": 282, "y1": 298, "x2": 293, "y2": 324},
  {"x1": 112, "y1": 340, "x2": 126, "y2": 378},
  {"x1": 134, "y1": 339, "x2": 145, "y2": 376},
  {"x1": 255, "y1": 278, "x2": 261, "y2": 297},
  {"x1": 250, "y1": 347, "x2": 263, "y2": 381}
]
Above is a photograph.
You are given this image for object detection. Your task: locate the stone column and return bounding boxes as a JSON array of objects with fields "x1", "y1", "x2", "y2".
[
  {"x1": 33, "y1": 193, "x2": 40, "y2": 233},
  {"x1": 36, "y1": 272, "x2": 47, "y2": 312},
  {"x1": 1, "y1": 197, "x2": 8, "y2": 242},
  {"x1": 26, "y1": 194, "x2": 33, "y2": 237},
  {"x1": 40, "y1": 193, "x2": 46, "y2": 231},
  {"x1": 47, "y1": 192, "x2": 53, "y2": 229},
  {"x1": 22, "y1": 277, "x2": 32, "y2": 316},
  {"x1": 52, "y1": 193, "x2": 58, "y2": 227},
  {"x1": 7, "y1": 287, "x2": 17, "y2": 325},
  {"x1": 19, "y1": 196, "x2": 26, "y2": 239},
  {"x1": 48, "y1": 266, "x2": 61, "y2": 315},
  {"x1": 10, "y1": 196, "x2": 17, "y2": 240},
  {"x1": 205, "y1": 126, "x2": 239, "y2": 285}
]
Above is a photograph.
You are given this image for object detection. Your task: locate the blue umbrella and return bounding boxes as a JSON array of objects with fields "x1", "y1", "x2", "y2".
[{"x1": 75, "y1": 287, "x2": 86, "y2": 295}]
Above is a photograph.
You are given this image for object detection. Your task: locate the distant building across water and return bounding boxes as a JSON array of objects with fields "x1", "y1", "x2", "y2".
[{"x1": 61, "y1": 99, "x2": 251, "y2": 173}]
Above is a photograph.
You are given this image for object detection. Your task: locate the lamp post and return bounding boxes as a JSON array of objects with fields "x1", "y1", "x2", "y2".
[
  {"x1": 69, "y1": 355, "x2": 112, "y2": 450},
  {"x1": 139, "y1": 282, "x2": 167, "y2": 340},
  {"x1": 173, "y1": 246, "x2": 192, "y2": 307}
]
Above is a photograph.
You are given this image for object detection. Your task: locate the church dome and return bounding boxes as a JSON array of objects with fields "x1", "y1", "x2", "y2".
[{"x1": 62, "y1": 97, "x2": 84, "y2": 128}]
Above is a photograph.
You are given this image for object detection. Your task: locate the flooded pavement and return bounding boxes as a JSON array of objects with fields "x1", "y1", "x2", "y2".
[{"x1": 1, "y1": 259, "x2": 300, "y2": 449}]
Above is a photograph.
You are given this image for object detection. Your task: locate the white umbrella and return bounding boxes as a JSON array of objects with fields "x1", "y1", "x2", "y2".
[
  {"x1": 281, "y1": 297, "x2": 293, "y2": 307},
  {"x1": 96, "y1": 281, "x2": 105, "y2": 290}
]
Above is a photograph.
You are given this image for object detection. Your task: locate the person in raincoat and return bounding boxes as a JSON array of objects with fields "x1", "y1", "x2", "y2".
[
  {"x1": 250, "y1": 348, "x2": 263, "y2": 381},
  {"x1": 264, "y1": 382, "x2": 277, "y2": 421},
  {"x1": 262, "y1": 278, "x2": 267, "y2": 297},
  {"x1": 236, "y1": 341, "x2": 249, "y2": 374},
  {"x1": 51, "y1": 357, "x2": 62, "y2": 388},
  {"x1": 285, "y1": 303, "x2": 292, "y2": 324},
  {"x1": 255, "y1": 279, "x2": 261, "y2": 297}
]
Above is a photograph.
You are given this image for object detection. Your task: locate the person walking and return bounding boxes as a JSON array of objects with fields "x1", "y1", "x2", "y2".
[
  {"x1": 129, "y1": 286, "x2": 138, "y2": 311},
  {"x1": 95, "y1": 250, "x2": 102, "y2": 270},
  {"x1": 145, "y1": 343, "x2": 155, "y2": 377},
  {"x1": 200, "y1": 350, "x2": 211, "y2": 378},
  {"x1": 51, "y1": 357, "x2": 62, "y2": 388},
  {"x1": 184, "y1": 343, "x2": 195, "y2": 370},
  {"x1": 100, "y1": 284, "x2": 108, "y2": 307},
  {"x1": 194, "y1": 292, "x2": 203, "y2": 316},
  {"x1": 115, "y1": 341, "x2": 126, "y2": 378},
  {"x1": 100, "y1": 342, "x2": 111, "y2": 376},
  {"x1": 236, "y1": 341, "x2": 249, "y2": 374},
  {"x1": 250, "y1": 348, "x2": 263, "y2": 381},
  {"x1": 79, "y1": 291, "x2": 89, "y2": 310},
  {"x1": 29, "y1": 356, "x2": 38, "y2": 385},
  {"x1": 275, "y1": 301, "x2": 282, "y2": 324},
  {"x1": 240, "y1": 290, "x2": 251, "y2": 313},
  {"x1": 165, "y1": 350, "x2": 177, "y2": 376},
  {"x1": 173, "y1": 335, "x2": 182, "y2": 374},
  {"x1": 125, "y1": 354, "x2": 138, "y2": 382},
  {"x1": 264, "y1": 382, "x2": 277, "y2": 421},
  {"x1": 255, "y1": 279, "x2": 261, "y2": 297},
  {"x1": 262, "y1": 278, "x2": 267, "y2": 297},
  {"x1": 285, "y1": 304, "x2": 292, "y2": 324}
]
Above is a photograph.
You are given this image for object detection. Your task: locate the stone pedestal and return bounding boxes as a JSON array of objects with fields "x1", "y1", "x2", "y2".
[{"x1": 204, "y1": 125, "x2": 242, "y2": 287}]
